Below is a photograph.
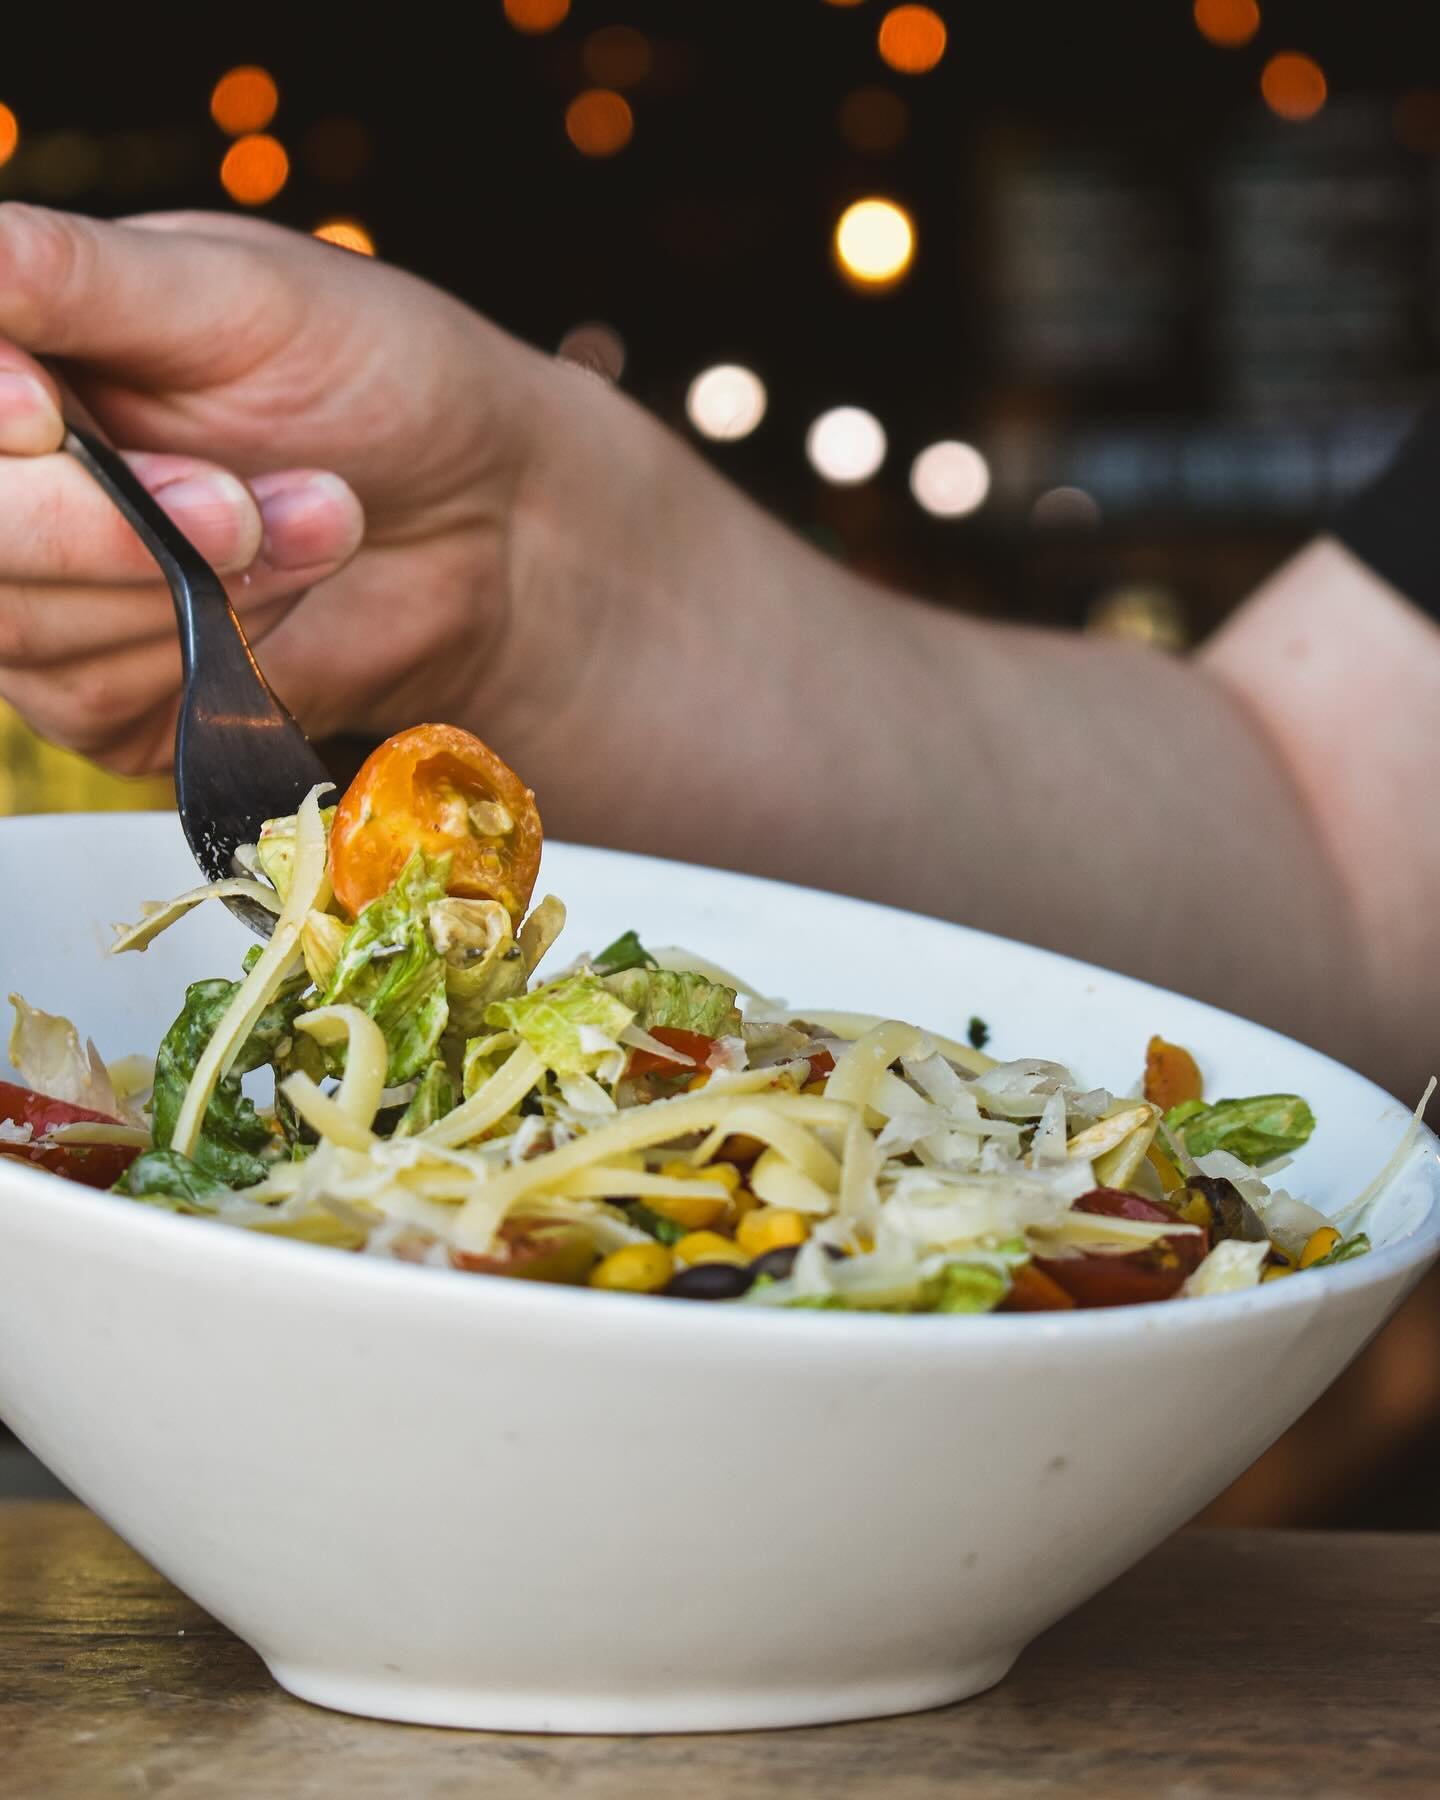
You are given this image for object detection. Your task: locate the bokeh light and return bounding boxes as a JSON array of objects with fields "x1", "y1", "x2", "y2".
[
  {"x1": 1032, "y1": 486, "x2": 1102, "y2": 529},
  {"x1": 582, "y1": 27, "x2": 653, "y2": 88},
  {"x1": 313, "y1": 220, "x2": 375, "y2": 255},
  {"x1": 504, "y1": 0, "x2": 570, "y2": 32},
  {"x1": 558, "y1": 321, "x2": 627, "y2": 382},
  {"x1": 0, "y1": 104, "x2": 20, "y2": 170},
  {"x1": 806, "y1": 407, "x2": 887, "y2": 485},
  {"x1": 302, "y1": 117, "x2": 371, "y2": 182},
  {"x1": 834, "y1": 197, "x2": 916, "y2": 287},
  {"x1": 210, "y1": 67, "x2": 279, "y2": 136},
  {"x1": 910, "y1": 442, "x2": 991, "y2": 517},
  {"x1": 686, "y1": 364, "x2": 768, "y2": 442},
  {"x1": 1261, "y1": 52, "x2": 1327, "y2": 122},
  {"x1": 1193, "y1": 0, "x2": 1261, "y2": 50},
  {"x1": 565, "y1": 89, "x2": 634, "y2": 157},
  {"x1": 220, "y1": 133, "x2": 290, "y2": 206},
  {"x1": 837, "y1": 87, "x2": 911, "y2": 154},
  {"x1": 877, "y1": 6, "x2": 948, "y2": 76},
  {"x1": 21, "y1": 130, "x2": 102, "y2": 199},
  {"x1": 1086, "y1": 585, "x2": 1188, "y2": 651}
]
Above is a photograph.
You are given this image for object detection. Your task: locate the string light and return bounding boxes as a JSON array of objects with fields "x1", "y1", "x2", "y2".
[
  {"x1": 565, "y1": 89, "x2": 634, "y2": 157},
  {"x1": 910, "y1": 442, "x2": 990, "y2": 517},
  {"x1": 220, "y1": 134, "x2": 289, "y2": 206},
  {"x1": 1192, "y1": 0, "x2": 1260, "y2": 50},
  {"x1": 686, "y1": 365, "x2": 768, "y2": 441},
  {"x1": 0, "y1": 103, "x2": 18, "y2": 170},
  {"x1": 504, "y1": 0, "x2": 570, "y2": 32},
  {"x1": 877, "y1": 6, "x2": 947, "y2": 76},
  {"x1": 834, "y1": 197, "x2": 915, "y2": 288},
  {"x1": 1261, "y1": 53, "x2": 1327, "y2": 122},
  {"x1": 807, "y1": 407, "x2": 887, "y2": 485},
  {"x1": 210, "y1": 67, "x2": 279, "y2": 136},
  {"x1": 313, "y1": 220, "x2": 375, "y2": 255}
]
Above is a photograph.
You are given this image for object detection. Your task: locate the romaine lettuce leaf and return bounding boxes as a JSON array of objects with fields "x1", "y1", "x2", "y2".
[
  {"x1": 429, "y1": 896, "x2": 528, "y2": 1037},
  {"x1": 151, "y1": 975, "x2": 306, "y2": 1186},
  {"x1": 394, "y1": 1060, "x2": 455, "y2": 1137},
  {"x1": 601, "y1": 967, "x2": 741, "y2": 1040},
  {"x1": 254, "y1": 806, "x2": 336, "y2": 903},
  {"x1": 1166, "y1": 1094, "x2": 1315, "y2": 1165},
  {"x1": 321, "y1": 851, "x2": 449, "y2": 1083},
  {"x1": 485, "y1": 974, "x2": 635, "y2": 1077}
]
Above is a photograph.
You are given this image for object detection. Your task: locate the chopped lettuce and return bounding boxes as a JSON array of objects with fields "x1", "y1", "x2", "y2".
[
  {"x1": 485, "y1": 974, "x2": 635, "y2": 1078},
  {"x1": 591, "y1": 930, "x2": 657, "y2": 976},
  {"x1": 429, "y1": 896, "x2": 528, "y2": 1037},
  {"x1": 321, "y1": 851, "x2": 449, "y2": 1084},
  {"x1": 121, "y1": 1148, "x2": 229, "y2": 1210},
  {"x1": 1165, "y1": 1094, "x2": 1315, "y2": 1166},
  {"x1": 393, "y1": 1060, "x2": 455, "y2": 1137},
  {"x1": 924, "y1": 1262, "x2": 1010, "y2": 1314},
  {"x1": 601, "y1": 967, "x2": 741, "y2": 1040},
  {"x1": 1310, "y1": 1231, "x2": 1370, "y2": 1268},
  {"x1": 254, "y1": 806, "x2": 336, "y2": 903},
  {"x1": 151, "y1": 975, "x2": 306, "y2": 1186}
]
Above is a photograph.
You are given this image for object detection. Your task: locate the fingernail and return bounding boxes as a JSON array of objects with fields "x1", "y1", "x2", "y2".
[
  {"x1": 254, "y1": 472, "x2": 362, "y2": 571},
  {"x1": 0, "y1": 371, "x2": 63, "y2": 454},
  {"x1": 152, "y1": 470, "x2": 258, "y2": 573}
]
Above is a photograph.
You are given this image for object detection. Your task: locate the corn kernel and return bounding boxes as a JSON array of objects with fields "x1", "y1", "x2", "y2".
[
  {"x1": 1261, "y1": 1263, "x2": 1295, "y2": 1283},
  {"x1": 1300, "y1": 1227, "x2": 1341, "y2": 1269},
  {"x1": 802, "y1": 1079, "x2": 828, "y2": 1096},
  {"x1": 590, "y1": 1242, "x2": 675, "y2": 1293},
  {"x1": 736, "y1": 1207, "x2": 810, "y2": 1258},
  {"x1": 673, "y1": 1230, "x2": 749, "y2": 1267},
  {"x1": 685, "y1": 1071, "x2": 711, "y2": 1092},
  {"x1": 661, "y1": 1159, "x2": 741, "y2": 1193},
  {"x1": 645, "y1": 1191, "x2": 728, "y2": 1230}
]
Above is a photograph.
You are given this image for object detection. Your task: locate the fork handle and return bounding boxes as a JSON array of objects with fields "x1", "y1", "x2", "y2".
[{"x1": 62, "y1": 422, "x2": 266, "y2": 698}]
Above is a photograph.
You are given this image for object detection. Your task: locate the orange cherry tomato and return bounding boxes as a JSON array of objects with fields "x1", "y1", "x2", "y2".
[
  {"x1": 329, "y1": 724, "x2": 542, "y2": 922},
  {"x1": 625, "y1": 1027, "x2": 718, "y2": 1079}
]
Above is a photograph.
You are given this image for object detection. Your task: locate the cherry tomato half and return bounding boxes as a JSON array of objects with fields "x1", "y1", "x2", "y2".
[
  {"x1": 329, "y1": 724, "x2": 542, "y2": 923},
  {"x1": 626, "y1": 1027, "x2": 718, "y2": 1079},
  {"x1": 0, "y1": 1080, "x2": 138, "y2": 1190},
  {"x1": 1033, "y1": 1187, "x2": 1209, "y2": 1309}
]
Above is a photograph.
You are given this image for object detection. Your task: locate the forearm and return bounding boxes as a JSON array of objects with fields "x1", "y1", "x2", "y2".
[{"x1": 477, "y1": 377, "x2": 1408, "y2": 1088}]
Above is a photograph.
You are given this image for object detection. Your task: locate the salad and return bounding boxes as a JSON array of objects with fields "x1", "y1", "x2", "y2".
[{"x1": 2, "y1": 723, "x2": 1414, "y2": 1314}]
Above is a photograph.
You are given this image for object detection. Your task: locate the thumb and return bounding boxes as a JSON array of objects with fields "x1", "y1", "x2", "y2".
[
  {"x1": 0, "y1": 202, "x2": 301, "y2": 387},
  {"x1": 0, "y1": 336, "x2": 64, "y2": 454}
]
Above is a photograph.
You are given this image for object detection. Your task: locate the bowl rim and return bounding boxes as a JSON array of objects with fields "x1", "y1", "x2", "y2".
[{"x1": 2, "y1": 817, "x2": 1436, "y2": 1355}]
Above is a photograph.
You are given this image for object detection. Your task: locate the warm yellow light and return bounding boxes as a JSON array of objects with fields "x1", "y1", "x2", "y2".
[
  {"x1": 505, "y1": 0, "x2": 570, "y2": 33},
  {"x1": 582, "y1": 26, "x2": 653, "y2": 88},
  {"x1": 313, "y1": 220, "x2": 375, "y2": 256},
  {"x1": 565, "y1": 89, "x2": 634, "y2": 157},
  {"x1": 877, "y1": 6, "x2": 947, "y2": 75},
  {"x1": 210, "y1": 67, "x2": 279, "y2": 136},
  {"x1": 0, "y1": 103, "x2": 17, "y2": 169},
  {"x1": 834, "y1": 197, "x2": 915, "y2": 288},
  {"x1": 220, "y1": 134, "x2": 290, "y2": 206},
  {"x1": 1193, "y1": 0, "x2": 1260, "y2": 49},
  {"x1": 1261, "y1": 52, "x2": 1327, "y2": 122}
]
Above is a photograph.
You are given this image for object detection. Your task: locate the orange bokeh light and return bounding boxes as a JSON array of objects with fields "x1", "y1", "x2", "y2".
[
  {"x1": 504, "y1": 0, "x2": 570, "y2": 33},
  {"x1": 877, "y1": 5, "x2": 947, "y2": 75},
  {"x1": 1261, "y1": 52, "x2": 1327, "y2": 123},
  {"x1": 220, "y1": 133, "x2": 290, "y2": 206},
  {"x1": 565, "y1": 89, "x2": 634, "y2": 158},
  {"x1": 313, "y1": 220, "x2": 375, "y2": 256},
  {"x1": 1193, "y1": 0, "x2": 1260, "y2": 50},
  {"x1": 210, "y1": 66, "x2": 279, "y2": 136},
  {"x1": 0, "y1": 103, "x2": 18, "y2": 169}
]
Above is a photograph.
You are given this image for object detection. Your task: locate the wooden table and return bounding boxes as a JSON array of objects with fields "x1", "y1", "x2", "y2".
[{"x1": 2, "y1": 1504, "x2": 1436, "y2": 1799}]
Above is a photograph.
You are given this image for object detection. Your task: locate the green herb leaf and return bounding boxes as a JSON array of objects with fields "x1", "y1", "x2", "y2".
[
  {"x1": 591, "y1": 930, "x2": 658, "y2": 976},
  {"x1": 1310, "y1": 1231, "x2": 1370, "y2": 1268},
  {"x1": 967, "y1": 1015, "x2": 990, "y2": 1051},
  {"x1": 121, "y1": 1148, "x2": 230, "y2": 1211}
]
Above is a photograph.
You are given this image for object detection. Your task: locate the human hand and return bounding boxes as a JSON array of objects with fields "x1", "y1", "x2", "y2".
[{"x1": 0, "y1": 203, "x2": 565, "y2": 771}]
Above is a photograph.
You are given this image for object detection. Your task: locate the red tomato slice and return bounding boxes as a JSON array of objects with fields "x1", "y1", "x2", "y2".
[
  {"x1": 0, "y1": 1080, "x2": 138, "y2": 1190},
  {"x1": 806, "y1": 1048, "x2": 836, "y2": 1083},
  {"x1": 329, "y1": 723, "x2": 542, "y2": 922},
  {"x1": 1002, "y1": 1263, "x2": 1077, "y2": 1311},
  {"x1": 626, "y1": 1027, "x2": 717, "y2": 1079},
  {"x1": 1033, "y1": 1187, "x2": 1209, "y2": 1309}
]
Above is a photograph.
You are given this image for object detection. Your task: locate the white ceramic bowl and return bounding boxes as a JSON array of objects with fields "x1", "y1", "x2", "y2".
[{"x1": 1, "y1": 814, "x2": 1436, "y2": 1733}]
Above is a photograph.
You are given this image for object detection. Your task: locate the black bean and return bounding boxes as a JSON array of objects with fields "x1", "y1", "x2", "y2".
[
  {"x1": 664, "y1": 1262, "x2": 755, "y2": 1301},
  {"x1": 750, "y1": 1245, "x2": 800, "y2": 1281}
]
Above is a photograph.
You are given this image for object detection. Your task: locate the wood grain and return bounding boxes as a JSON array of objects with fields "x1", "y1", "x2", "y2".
[{"x1": 1, "y1": 1503, "x2": 1436, "y2": 1799}]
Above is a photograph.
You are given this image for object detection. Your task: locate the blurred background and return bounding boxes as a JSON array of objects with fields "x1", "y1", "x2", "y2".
[{"x1": 1, "y1": 0, "x2": 1437, "y2": 1524}]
